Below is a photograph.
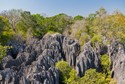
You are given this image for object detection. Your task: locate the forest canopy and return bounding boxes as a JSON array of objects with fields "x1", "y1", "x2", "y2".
[{"x1": 0, "y1": 8, "x2": 125, "y2": 45}]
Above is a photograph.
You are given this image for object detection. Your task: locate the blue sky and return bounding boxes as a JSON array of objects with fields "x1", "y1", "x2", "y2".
[{"x1": 0, "y1": 0, "x2": 125, "y2": 17}]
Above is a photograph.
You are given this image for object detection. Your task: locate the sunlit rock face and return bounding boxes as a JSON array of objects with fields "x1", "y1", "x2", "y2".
[
  {"x1": 76, "y1": 42, "x2": 101, "y2": 77},
  {"x1": 109, "y1": 42, "x2": 125, "y2": 84},
  {"x1": 1, "y1": 33, "x2": 117, "y2": 84},
  {"x1": 0, "y1": 33, "x2": 80, "y2": 84}
]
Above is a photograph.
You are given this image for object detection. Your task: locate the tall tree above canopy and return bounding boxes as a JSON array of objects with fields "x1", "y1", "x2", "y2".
[
  {"x1": 50, "y1": 13, "x2": 73, "y2": 33},
  {"x1": 0, "y1": 9, "x2": 23, "y2": 32},
  {"x1": 96, "y1": 7, "x2": 107, "y2": 18},
  {"x1": 74, "y1": 15, "x2": 84, "y2": 20}
]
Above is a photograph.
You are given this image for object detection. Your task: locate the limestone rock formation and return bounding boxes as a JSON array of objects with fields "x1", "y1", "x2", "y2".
[
  {"x1": 76, "y1": 42, "x2": 101, "y2": 77},
  {"x1": 8, "y1": 40, "x2": 26, "y2": 58},
  {"x1": 0, "y1": 34, "x2": 104, "y2": 84},
  {"x1": 0, "y1": 34, "x2": 80, "y2": 84},
  {"x1": 109, "y1": 42, "x2": 125, "y2": 84}
]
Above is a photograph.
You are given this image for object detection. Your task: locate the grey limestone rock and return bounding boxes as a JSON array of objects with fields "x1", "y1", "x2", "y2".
[
  {"x1": 0, "y1": 33, "x2": 80, "y2": 84},
  {"x1": 109, "y1": 42, "x2": 125, "y2": 84},
  {"x1": 0, "y1": 34, "x2": 103, "y2": 84},
  {"x1": 76, "y1": 42, "x2": 101, "y2": 77}
]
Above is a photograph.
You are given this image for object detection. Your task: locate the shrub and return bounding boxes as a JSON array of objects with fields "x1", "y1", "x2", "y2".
[
  {"x1": 101, "y1": 54, "x2": 110, "y2": 74},
  {"x1": 56, "y1": 60, "x2": 72, "y2": 84},
  {"x1": 78, "y1": 69, "x2": 105, "y2": 84},
  {"x1": 91, "y1": 34, "x2": 102, "y2": 47},
  {"x1": 68, "y1": 69, "x2": 77, "y2": 83},
  {"x1": 79, "y1": 35, "x2": 90, "y2": 46},
  {"x1": 74, "y1": 15, "x2": 84, "y2": 20},
  {"x1": 101, "y1": 54, "x2": 111, "y2": 83},
  {"x1": 0, "y1": 45, "x2": 10, "y2": 61}
]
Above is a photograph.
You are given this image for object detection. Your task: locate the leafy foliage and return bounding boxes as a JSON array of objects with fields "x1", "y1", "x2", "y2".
[
  {"x1": 101, "y1": 54, "x2": 112, "y2": 83},
  {"x1": 64, "y1": 7, "x2": 125, "y2": 46},
  {"x1": 0, "y1": 9, "x2": 23, "y2": 32},
  {"x1": 0, "y1": 45, "x2": 10, "y2": 61},
  {"x1": 0, "y1": 16, "x2": 14, "y2": 44},
  {"x1": 56, "y1": 60, "x2": 72, "y2": 84},
  {"x1": 91, "y1": 34, "x2": 102, "y2": 47},
  {"x1": 68, "y1": 69, "x2": 78, "y2": 83},
  {"x1": 78, "y1": 69, "x2": 105, "y2": 84},
  {"x1": 45, "y1": 13, "x2": 73, "y2": 33},
  {"x1": 74, "y1": 15, "x2": 84, "y2": 20}
]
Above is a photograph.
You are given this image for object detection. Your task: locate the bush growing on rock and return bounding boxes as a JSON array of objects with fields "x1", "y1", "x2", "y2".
[
  {"x1": 56, "y1": 61, "x2": 79, "y2": 84},
  {"x1": 56, "y1": 60, "x2": 72, "y2": 83},
  {"x1": 74, "y1": 15, "x2": 84, "y2": 20},
  {"x1": 79, "y1": 69, "x2": 105, "y2": 84},
  {"x1": 68, "y1": 69, "x2": 78, "y2": 83},
  {"x1": 0, "y1": 45, "x2": 10, "y2": 61},
  {"x1": 101, "y1": 54, "x2": 110, "y2": 75},
  {"x1": 91, "y1": 34, "x2": 102, "y2": 46},
  {"x1": 100, "y1": 54, "x2": 116, "y2": 83},
  {"x1": 0, "y1": 16, "x2": 14, "y2": 44}
]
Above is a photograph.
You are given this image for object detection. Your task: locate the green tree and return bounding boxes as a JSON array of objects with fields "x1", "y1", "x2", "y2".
[
  {"x1": 101, "y1": 54, "x2": 110, "y2": 74},
  {"x1": 0, "y1": 9, "x2": 23, "y2": 32},
  {"x1": 17, "y1": 11, "x2": 34, "y2": 37},
  {"x1": 16, "y1": 11, "x2": 45, "y2": 42},
  {"x1": 56, "y1": 60, "x2": 72, "y2": 84},
  {"x1": 86, "y1": 13, "x2": 96, "y2": 24},
  {"x1": 91, "y1": 34, "x2": 102, "y2": 47},
  {"x1": 96, "y1": 7, "x2": 107, "y2": 18},
  {"x1": 0, "y1": 45, "x2": 10, "y2": 61},
  {"x1": 101, "y1": 54, "x2": 111, "y2": 83},
  {"x1": 79, "y1": 69, "x2": 105, "y2": 84},
  {"x1": 68, "y1": 69, "x2": 78, "y2": 83},
  {"x1": 46, "y1": 13, "x2": 73, "y2": 33},
  {"x1": 74, "y1": 15, "x2": 84, "y2": 20},
  {"x1": 0, "y1": 16, "x2": 13, "y2": 44}
]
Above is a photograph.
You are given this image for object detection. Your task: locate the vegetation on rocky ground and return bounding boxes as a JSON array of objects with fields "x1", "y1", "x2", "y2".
[
  {"x1": 56, "y1": 55, "x2": 116, "y2": 84},
  {"x1": 0, "y1": 7, "x2": 124, "y2": 83},
  {"x1": 0, "y1": 45, "x2": 10, "y2": 61}
]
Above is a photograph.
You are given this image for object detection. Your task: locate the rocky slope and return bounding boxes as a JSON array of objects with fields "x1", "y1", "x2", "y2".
[
  {"x1": 76, "y1": 42, "x2": 101, "y2": 77},
  {"x1": 109, "y1": 42, "x2": 125, "y2": 84},
  {"x1": 0, "y1": 33, "x2": 81, "y2": 84},
  {"x1": 0, "y1": 33, "x2": 123, "y2": 84}
]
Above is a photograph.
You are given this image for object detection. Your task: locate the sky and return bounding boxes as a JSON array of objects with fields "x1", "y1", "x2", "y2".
[{"x1": 0, "y1": 0, "x2": 125, "y2": 17}]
